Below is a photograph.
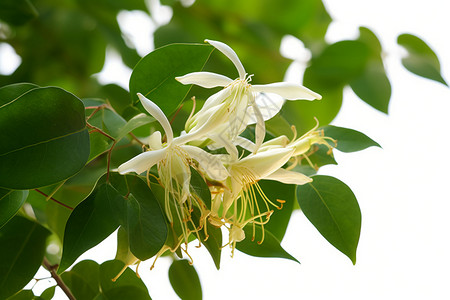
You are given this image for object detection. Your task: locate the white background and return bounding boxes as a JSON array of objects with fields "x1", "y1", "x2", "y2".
[{"x1": 3, "y1": 0, "x2": 449, "y2": 299}]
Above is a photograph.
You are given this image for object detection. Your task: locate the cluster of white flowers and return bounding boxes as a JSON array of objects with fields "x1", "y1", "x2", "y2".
[{"x1": 118, "y1": 39, "x2": 334, "y2": 262}]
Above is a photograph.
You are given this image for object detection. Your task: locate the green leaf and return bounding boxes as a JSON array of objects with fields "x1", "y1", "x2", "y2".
[
  {"x1": 297, "y1": 175, "x2": 361, "y2": 264},
  {"x1": 189, "y1": 167, "x2": 211, "y2": 209},
  {"x1": 6, "y1": 289, "x2": 35, "y2": 300},
  {"x1": 0, "y1": 216, "x2": 51, "y2": 299},
  {"x1": 308, "y1": 40, "x2": 370, "y2": 86},
  {"x1": 398, "y1": 33, "x2": 447, "y2": 86},
  {"x1": 0, "y1": 0, "x2": 38, "y2": 26},
  {"x1": 102, "y1": 286, "x2": 151, "y2": 300},
  {"x1": 99, "y1": 260, "x2": 151, "y2": 299},
  {"x1": 322, "y1": 125, "x2": 380, "y2": 152},
  {"x1": 115, "y1": 226, "x2": 138, "y2": 266},
  {"x1": 59, "y1": 175, "x2": 125, "y2": 272},
  {"x1": 169, "y1": 260, "x2": 202, "y2": 300},
  {"x1": 61, "y1": 260, "x2": 100, "y2": 300},
  {"x1": 350, "y1": 27, "x2": 391, "y2": 113},
  {"x1": 0, "y1": 86, "x2": 90, "y2": 189},
  {"x1": 0, "y1": 189, "x2": 28, "y2": 229},
  {"x1": 0, "y1": 83, "x2": 39, "y2": 106},
  {"x1": 125, "y1": 177, "x2": 168, "y2": 261},
  {"x1": 39, "y1": 286, "x2": 56, "y2": 300},
  {"x1": 236, "y1": 226, "x2": 299, "y2": 263},
  {"x1": 129, "y1": 43, "x2": 214, "y2": 116}
]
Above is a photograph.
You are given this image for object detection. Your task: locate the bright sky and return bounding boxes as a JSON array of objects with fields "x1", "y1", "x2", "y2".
[{"x1": 3, "y1": 0, "x2": 449, "y2": 299}]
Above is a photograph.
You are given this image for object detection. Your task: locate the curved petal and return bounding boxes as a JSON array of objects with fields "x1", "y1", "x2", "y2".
[
  {"x1": 234, "y1": 136, "x2": 256, "y2": 152},
  {"x1": 181, "y1": 145, "x2": 229, "y2": 181},
  {"x1": 236, "y1": 147, "x2": 294, "y2": 180},
  {"x1": 176, "y1": 72, "x2": 233, "y2": 88},
  {"x1": 148, "y1": 131, "x2": 163, "y2": 150},
  {"x1": 252, "y1": 82, "x2": 322, "y2": 100},
  {"x1": 118, "y1": 148, "x2": 167, "y2": 175},
  {"x1": 246, "y1": 92, "x2": 285, "y2": 123},
  {"x1": 137, "y1": 93, "x2": 173, "y2": 143},
  {"x1": 249, "y1": 94, "x2": 265, "y2": 152},
  {"x1": 205, "y1": 39, "x2": 246, "y2": 79},
  {"x1": 264, "y1": 168, "x2": 312, "y2": 185}
]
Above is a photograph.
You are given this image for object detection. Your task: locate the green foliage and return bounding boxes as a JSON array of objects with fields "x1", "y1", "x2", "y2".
[
  {"x1": 169, "y1": 260, "x2": 202, "y2": 300},
  {"x1": 0, "y1": 189, "x2": 28, "y2": 229},
  {"x1": 129, "y1": 44, "x2": 214, "y2": 115},
  {"x1": 236, "y1": 226, "x2": 299, "y2": 263},
  {"x1": 62, "y1": 260, "x2": 151, "y2": 300},
  {"x1": 398, "y1": 33, "x2": 448, "y2": 86},
  {"x1": 0, "y1": 85, "x2": 90, "y2": 189},
  {"x1": 350, "y1": 27, "x2": 391, "y2": 113},
  {"x1": 59, "y1": 174, "x2": 125, "y2": 272},
  {"x1": 297, "y1": 175, "x2": 361, "y2": 264},
  {"x1": 0, "y1": 0, "x2": 446, "y2": 298},
  {"x1": 0, "y1": 0, "x2": 38, "y2": 26},
  {"x1": 0, "y1": 216, "x2": 51, "y2": 299},
  {"x1": 322, "y1": 125, "x2": 381, "y2": 152}
]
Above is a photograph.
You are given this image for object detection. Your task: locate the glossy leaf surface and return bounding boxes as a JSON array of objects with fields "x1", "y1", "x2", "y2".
[
  {"x1": 59, "y1": 175, "x2": 125, "y2": 272},
  {"x1": 169, "y1": 260, "x2": 202, "y2": 300},
  {"x1": 297, "y1": 175, "x2": 361, "y2": 264},
  {"x1": 236, "y1": 226, "x2": 299, "y2": 263},
  {"x1": 0, "y1": 216, "x2": 51, "y2": 299},
  {"x1": 322, "y1": 125, "x2": 380, "y2": 152},
  {"x1": 351, "y1": 27, "x2": 392, "y2": 113},
  {"x1": 0, "y1": 189, "x2": 28, "y2": 229},
  {"x1": 129, "y1": 44, "x2": 214, "y2": 115},
  {"x1": 0, "y1": 86, "x2": 90, "y2": 189}
]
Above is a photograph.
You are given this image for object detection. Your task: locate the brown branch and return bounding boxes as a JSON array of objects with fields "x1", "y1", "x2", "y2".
[
  {"x1": 34, "y1": 189, "x2": 73, "y2": 210},
  {"x1": 42, "y1": 258, "x2": 76, "y2": 300}
]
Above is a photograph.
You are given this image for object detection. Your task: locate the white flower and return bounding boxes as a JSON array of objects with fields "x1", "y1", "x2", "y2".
[
  {"x1": 176, "y1": 39, "x2": 322, "y2": 151},
  {"x1": 209, "y1": 146, "x2": 311, "y2": 255},
  {"x1": 118, "y1": 94, "x2": 229, "y2": 242}
]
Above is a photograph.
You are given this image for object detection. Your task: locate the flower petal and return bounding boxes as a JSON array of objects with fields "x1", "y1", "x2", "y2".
[
  {"x1": 252, "y1": 82, "x2": 322, "y2": 100},
  {"x1": 205, "y1": 39, "x2": 246, "y2": 79},
  {"x1": 176, "y1": 72, "x2": 233, "y2": 88},
  {"x1": 118, "y1": 148, "x2": 167, "y2": 175},
  {"x1": 181, "y1": 145, "x2": 229, "y2": 181},
  {"x1": 148, "y1": 131, "x2": 163, "y2": 150},
  {"x1": 246, "y1": 92, "x2": 284, "y2": 124},
  {"x1": 137, "y1": 93, "x2": 174, "y2": 143},
  {"x1": 236, "y1": 147, "x2": 294, "y2": 180},
  {"x1": 249, "y1": 95, "x2": 265, "y2": 152},
  {"x1": 264, "y1": 168, "x2": 312, "y2": 185}
]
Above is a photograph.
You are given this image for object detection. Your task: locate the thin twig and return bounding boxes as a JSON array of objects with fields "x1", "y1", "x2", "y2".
[
  {"x1": 42, "y1": 258, "x2": 76, "y2": 300},
  {"x1": 34, "y1": 189, "x2": 73, "y2": 210}
]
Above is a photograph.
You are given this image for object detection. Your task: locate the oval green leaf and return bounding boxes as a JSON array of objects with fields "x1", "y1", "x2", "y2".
[
  {"x1": 59, "y1": 175, "x2": 126, "y2": 272},
  {"x1": 61, "y1": 260, "x2": 100, "y2": 300},
  {"x1": 322, "y1": 125, "x2": 380, "y2": 152},
  {"x1": 125, "y1": 177, "x2": 168, "y2": 261},
  {"x1": 0, "y1": 86, "x2": 90, "y2": 189},
  {"x1": 0, "y1": 189, "x2": 28, "y2": 229},
  {"x1": 0, "y1": 216, "x2": 51, "y2": 299},
  {"x1": 398, "y1": 33, "x2": 447, "y2": 86},
  {"x1": 297, "y1": 175, "x2": 361, "y2": 264},
  {"x1": 169, "y1": 259, "x2": 202, "y2": 300},
  {"x1": 99, "y1": 260, "x2": 151, "y2": 299},
  {"x1": 129, "y1": 43, "x2": 214, "y2": 115},
  {"x1": 350, "y1": 27, "x2": 391, "y2": 113},
  {"x1": 236, "y1": 226, "x2": 299, "y2": 263}
]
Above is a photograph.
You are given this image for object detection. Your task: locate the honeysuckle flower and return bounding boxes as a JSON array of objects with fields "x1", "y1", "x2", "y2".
[
  {"x1": 209, "y1": 146, "x2": 312, "y2": 255},
  {"x1": 176, "y1": 39, "x2": 322, "y2": 151},
  {"x1": 118, "y1": 93, "x2": 229, "y2": 245}
]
